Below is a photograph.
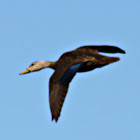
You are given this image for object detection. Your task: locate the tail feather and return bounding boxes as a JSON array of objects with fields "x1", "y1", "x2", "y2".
[
  {"x1": 106, "y1": 57, "x2": 120, "y2": 64},
  {"x1": 98, "y1": 57, "x2": 120, "y2": 68}
]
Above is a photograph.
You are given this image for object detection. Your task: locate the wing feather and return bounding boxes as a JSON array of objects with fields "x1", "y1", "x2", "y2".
[
  {"x1": 76, "y1": 45, "x2": 125, "y2": 54},
  {"x1": 49, "y1": 63, "x2": 83, "y2": 122},
  {"x1": 49, "y1": 83, "x2": 68, "y2": 122}
]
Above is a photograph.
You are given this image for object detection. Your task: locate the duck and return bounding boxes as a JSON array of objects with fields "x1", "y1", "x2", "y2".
[{"x1": 20, "y1": 45, "x2": 125, "y2": 122}]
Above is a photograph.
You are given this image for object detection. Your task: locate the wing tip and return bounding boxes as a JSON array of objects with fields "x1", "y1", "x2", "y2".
[
  {"x1": 101, "y1": 45, "x2": 126, "y2": 54},
  {"x1": 52, "y1": 115, "x2": 58, "y2": 122},
  {"x1": 120, "y1": 49, "x2": 126, "y2": 54},
  {"x1": 114, "y1": 47, "x2": 125, "y2": 54}
]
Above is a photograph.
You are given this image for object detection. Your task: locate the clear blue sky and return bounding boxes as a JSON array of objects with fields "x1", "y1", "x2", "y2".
[{"x1": 1, "y1": 0, "x2": 140, "y2": 140}]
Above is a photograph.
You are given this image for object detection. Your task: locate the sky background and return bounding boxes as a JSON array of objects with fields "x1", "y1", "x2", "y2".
[{"x1": 1, "y1": 0, "x2": 140, "y2": 140}]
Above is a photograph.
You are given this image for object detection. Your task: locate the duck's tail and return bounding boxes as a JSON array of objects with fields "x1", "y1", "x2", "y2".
[{"x1": 98, "y1": 56, "x2": 120, "y2": 68}]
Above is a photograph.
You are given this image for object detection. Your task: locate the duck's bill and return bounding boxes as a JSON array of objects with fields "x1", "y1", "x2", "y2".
[{"x1": 19, "y1": 69, "x2": 30, "y2": 75}]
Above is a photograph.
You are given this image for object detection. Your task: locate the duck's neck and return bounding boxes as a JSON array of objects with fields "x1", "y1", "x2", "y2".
[
  {"x1": 44, "y1": 61, "x2": 56, "y2": 69},
  {"x1": 49, "y1": 61, "x2": 56, "y2": 69}
]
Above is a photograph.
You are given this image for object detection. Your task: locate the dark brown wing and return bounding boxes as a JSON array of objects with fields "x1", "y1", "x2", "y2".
[
  {"x1": 49, "y1": 82, "x2": 68, "y2": 122},
  {"x1": 49, "y1": 62, "x2": 84, "y2": 122},
  {"x1": 76, "y1": 45, "x2": 125, "y2": 54}
]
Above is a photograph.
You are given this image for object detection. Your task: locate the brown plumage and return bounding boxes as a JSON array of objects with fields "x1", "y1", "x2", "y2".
[{"x1": 19, "y1": 45, "x2": 125, "y2": 122}]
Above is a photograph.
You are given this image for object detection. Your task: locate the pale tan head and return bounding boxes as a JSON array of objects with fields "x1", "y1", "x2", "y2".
[{"x1": 19, "y1": 61, "x2": 55, "y2": 75}]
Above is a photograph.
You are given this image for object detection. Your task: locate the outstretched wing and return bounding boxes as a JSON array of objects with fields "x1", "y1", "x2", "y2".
[
  {"x1": 49, "y1": 63, "x2": 83, "y2": 122},
  {"x1": 76, "y1": 45, "x2": 125, "y2": 54}
]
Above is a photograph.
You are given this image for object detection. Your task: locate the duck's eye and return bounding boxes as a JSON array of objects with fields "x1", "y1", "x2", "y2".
[{"x1": 30, "y1": 63, "x2": 34, "y2": 66}]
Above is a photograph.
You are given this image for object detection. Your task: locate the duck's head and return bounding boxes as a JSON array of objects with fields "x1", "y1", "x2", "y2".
[{"x1": 19, "y1": 61, "x2": 53, "y2": 75}]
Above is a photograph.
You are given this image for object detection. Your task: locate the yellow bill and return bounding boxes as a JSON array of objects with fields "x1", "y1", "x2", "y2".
[{"x1": 19, "y1": 69, "x2": 30, "y2": 75}]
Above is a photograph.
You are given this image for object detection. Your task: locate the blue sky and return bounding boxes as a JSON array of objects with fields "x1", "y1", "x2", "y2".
[{"x1": 1, "y1": 0, "x2": 140, "y2": 140}]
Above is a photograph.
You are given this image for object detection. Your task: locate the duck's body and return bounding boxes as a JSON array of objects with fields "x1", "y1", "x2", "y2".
[{"x1": 20, "y1": 45, "x2": 125, "y2": 122}]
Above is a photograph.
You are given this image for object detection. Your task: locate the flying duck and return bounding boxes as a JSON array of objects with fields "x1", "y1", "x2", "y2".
[{"x1": 20, "y1": 45, "x2": 125, "y2": 122}]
